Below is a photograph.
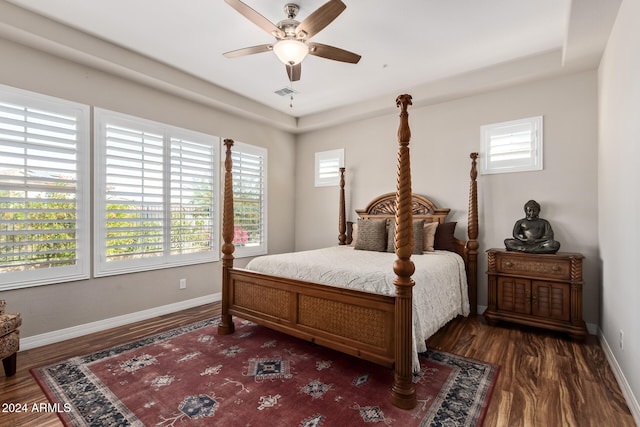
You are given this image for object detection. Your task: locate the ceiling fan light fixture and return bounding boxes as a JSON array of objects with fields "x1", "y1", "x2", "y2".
[{"x1": 273, "y1": 39, "x2": 308, "y2": 65}]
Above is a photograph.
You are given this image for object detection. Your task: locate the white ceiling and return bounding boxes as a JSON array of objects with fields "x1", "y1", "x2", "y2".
[{"x1": 1, "y1": 0, "x2": 622, "y2": 131}]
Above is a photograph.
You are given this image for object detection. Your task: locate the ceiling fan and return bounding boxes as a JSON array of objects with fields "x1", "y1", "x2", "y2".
[{"x1": 223, "y1": 0, "x2": 361, "y2": 82}]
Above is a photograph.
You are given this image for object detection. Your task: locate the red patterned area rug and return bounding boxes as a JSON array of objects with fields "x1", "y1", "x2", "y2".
[{"x1": 32, "y1": 317, "x2": 498, "y2": 426}]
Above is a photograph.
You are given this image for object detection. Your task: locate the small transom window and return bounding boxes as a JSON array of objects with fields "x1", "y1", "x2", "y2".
[
  {"x1": 480, "y1": 116, "x2": 543, "y2": 175},
  {"x1": 314, "y1": 149, "x2": 344, "y2": 187}
]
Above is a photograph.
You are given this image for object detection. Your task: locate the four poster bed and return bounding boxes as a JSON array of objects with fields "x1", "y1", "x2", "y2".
[{"x1": 218, "y1": 94, "x2": 479, "y2": 409}]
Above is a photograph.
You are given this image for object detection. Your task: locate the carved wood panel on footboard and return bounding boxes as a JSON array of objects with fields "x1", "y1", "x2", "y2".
[{"x1": 227, "y1": 269, "x2": 396, "y2": 367}]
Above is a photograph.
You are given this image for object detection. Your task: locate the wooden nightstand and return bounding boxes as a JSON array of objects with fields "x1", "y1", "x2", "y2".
[{"x1": 483, "y1": 248, "x2": 588, "y2": 340}]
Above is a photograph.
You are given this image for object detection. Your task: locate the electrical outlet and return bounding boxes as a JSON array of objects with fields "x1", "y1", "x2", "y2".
[
  {"x1": 619, "y1": 330, "x2": 624, "y2": 351},
  {"x1": 179, "y1": 278, "x2": 187, "y2": 289}
]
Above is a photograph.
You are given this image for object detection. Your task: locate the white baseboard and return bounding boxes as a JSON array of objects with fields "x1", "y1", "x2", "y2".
[
  {"x1": 598, "y1": 328, "x2": 640, "y2": 426},
  {"x1": 20, "y1": 293, "x2": 222, "y2": 351}
]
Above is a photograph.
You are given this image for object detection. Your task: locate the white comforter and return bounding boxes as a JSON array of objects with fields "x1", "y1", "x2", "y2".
[{"x1": 245, "y1": 246, "x2": 470, "y2": 371}]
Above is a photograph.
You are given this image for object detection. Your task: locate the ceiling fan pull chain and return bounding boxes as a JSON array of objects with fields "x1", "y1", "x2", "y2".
[
  {"x1": 289, "y1": 80, "x2": 295, "y2": 108},
  {"x1": 289, "y1": 85, "x2": 294, "y2": 108}
]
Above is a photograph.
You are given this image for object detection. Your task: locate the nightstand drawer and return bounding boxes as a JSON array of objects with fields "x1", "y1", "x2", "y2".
[{"x1": 496, "y1": 254, "x2": 570, "y2": 280}]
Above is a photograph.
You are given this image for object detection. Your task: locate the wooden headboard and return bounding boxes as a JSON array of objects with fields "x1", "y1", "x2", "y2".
[
  {"x1": 355, "y1": 192, "x2": 452, "y2": 224},
  {"x1": 344, "y1": 193, "x2": 454, "y2": 245}
]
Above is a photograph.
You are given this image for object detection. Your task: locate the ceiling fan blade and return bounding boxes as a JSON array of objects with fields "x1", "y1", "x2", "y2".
[
  {"x1": 308, "y1": 43, "x2": 361, "y2": 64},
  {"x1": 286, "y1": 63, "x2": 301, "y2": 82},
  {"x1": 225, "y1": 0, "x2": 285, "y2": 38},
  {"x1": 295, "y1": 0, "x2": 346, "y2": 40},
  {"x1": 223, "y1": 44, "x2": 273, "y2": 58}
]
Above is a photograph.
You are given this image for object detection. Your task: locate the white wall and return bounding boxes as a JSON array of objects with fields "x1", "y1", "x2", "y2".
[
  {"x1": 0, "y1": 38, "x2": 296, "y2": 338},
  {"x1": 598, "y1": 0, "x2": 640, "y2": 418},
  {"x1": 295, "y1": 71, "x2": 599, "y2": 325}
]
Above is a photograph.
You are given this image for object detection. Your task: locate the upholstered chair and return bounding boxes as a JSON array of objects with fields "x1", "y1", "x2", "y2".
[{"x1": 0, "y1": 300, "x2": 21, "y2": 377}]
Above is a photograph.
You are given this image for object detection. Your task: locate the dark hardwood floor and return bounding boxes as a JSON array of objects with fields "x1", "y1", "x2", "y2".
[
  {"x1": 1, "y1": 302, "x2": 635, "y2": 426},
  {"x1": 427, "y1": 314, "x2": 636, "y2": 427}
]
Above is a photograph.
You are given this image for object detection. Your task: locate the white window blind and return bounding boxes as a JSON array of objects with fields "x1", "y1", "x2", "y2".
[
  {"x1": 101, "y1": 123, "x2": 165, "y2": 263},
  {"x1": 315, "y1": 148, "x2": 344, "y2": 187},
  {"x1": 231, "y1": 142, "x2": 267, "y2": 257},
  {"x1": 0, "y1": 85, "x2": 90, "y2": 290},
  {"x1": 480, "y1": 116, "x2": 543, "y2": 174},
  {"x1": 171, "y1": 136, "x2": 217, "y2": 256},
  {"x1": 94, "y1": 109, "x2": 219, "y2": 276}
]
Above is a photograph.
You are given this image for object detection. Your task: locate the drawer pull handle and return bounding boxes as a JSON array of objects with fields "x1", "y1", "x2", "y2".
[
  {"x1": 504, "y1": 261, "x2": 513, "y2": 267},
  {"x1": 551, "y1": 265, "x2": 561, "y2": 272}
]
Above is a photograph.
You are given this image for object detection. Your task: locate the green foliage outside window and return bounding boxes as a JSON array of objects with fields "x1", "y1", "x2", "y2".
[{"x1": 0, "y1": 189, "x2": 77, "y2": 271}]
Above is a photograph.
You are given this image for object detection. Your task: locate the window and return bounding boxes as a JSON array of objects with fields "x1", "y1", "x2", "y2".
[
  {"x1": 480, "y1": 116, "x2": 543, "y2": 174},
  {"x1": 314, "y1": 148, "x2": 344, "y2": 187},
  {"x1": 231, "y1": 142, "x2": 267, "y2": 257},
  {"x1": 94, "y1": 109, "x2": 219, "y2": 276},
  {"x1": 0, "y1": 85, "x2": 90, "y2": 290}
]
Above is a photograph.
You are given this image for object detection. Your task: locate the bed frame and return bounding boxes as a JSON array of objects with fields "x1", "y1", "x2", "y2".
[{"x1": 218, "y1": 94, "x2": 479, "y2": 409}]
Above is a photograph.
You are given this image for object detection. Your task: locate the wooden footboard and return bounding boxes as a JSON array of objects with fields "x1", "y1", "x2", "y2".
[{"x1": 227, "y1": 269, "x2": 396, "y2": 367}]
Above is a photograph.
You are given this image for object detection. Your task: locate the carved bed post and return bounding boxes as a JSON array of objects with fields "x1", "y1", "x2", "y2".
[
  {"x1": 218, "y1": 139, "x2": 235, "y2": 335},
  {"x1": 467, "y1": 153, "x2": 479, "y2": 315},
  {"x1": 338, "y1": 167, "x2": 347, "y2": 245},
  {"x1": 390, "y1": 94, "x2": 417, "y2": 409}
]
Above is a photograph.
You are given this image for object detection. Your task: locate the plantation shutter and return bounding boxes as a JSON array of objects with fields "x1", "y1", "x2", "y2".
[
  {"x1": 170, "y1": 137, "x2": 216, "y2": 255},
  {"x1": 102, "y1": 124, "x2": 165, "y2": 263},
  {"x1": 318, "y1": 157, "x2": 340, "y2": 181},
  {"x1": 314, "y1": 149, "x2": 344, "y2": 187},
  {"x1": 0, "y1": 86, "x2": 90, "y2": 290},
  {"x1": 480, "y1": 116, "x2": 543, "y2": 174},
  {"x1": 231, "y1": 142, "x2": 267, "y2": 257},
  {"x1": 94, "y1": 109, "x2": 219, "y2": 276}
]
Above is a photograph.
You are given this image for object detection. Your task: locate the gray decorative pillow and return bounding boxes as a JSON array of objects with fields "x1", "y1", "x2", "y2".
[
  {"x1": 354, "y1": 218, "x2": 387, "y2": 251},
  {"x1": 387, "y1": 219, "x2": 425, "y2": 255}
]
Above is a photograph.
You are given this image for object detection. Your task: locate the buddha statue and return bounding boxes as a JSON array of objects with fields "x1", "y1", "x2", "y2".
[{"x1": 504, "y1": 200, "x2": 560, "y2": 254}]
